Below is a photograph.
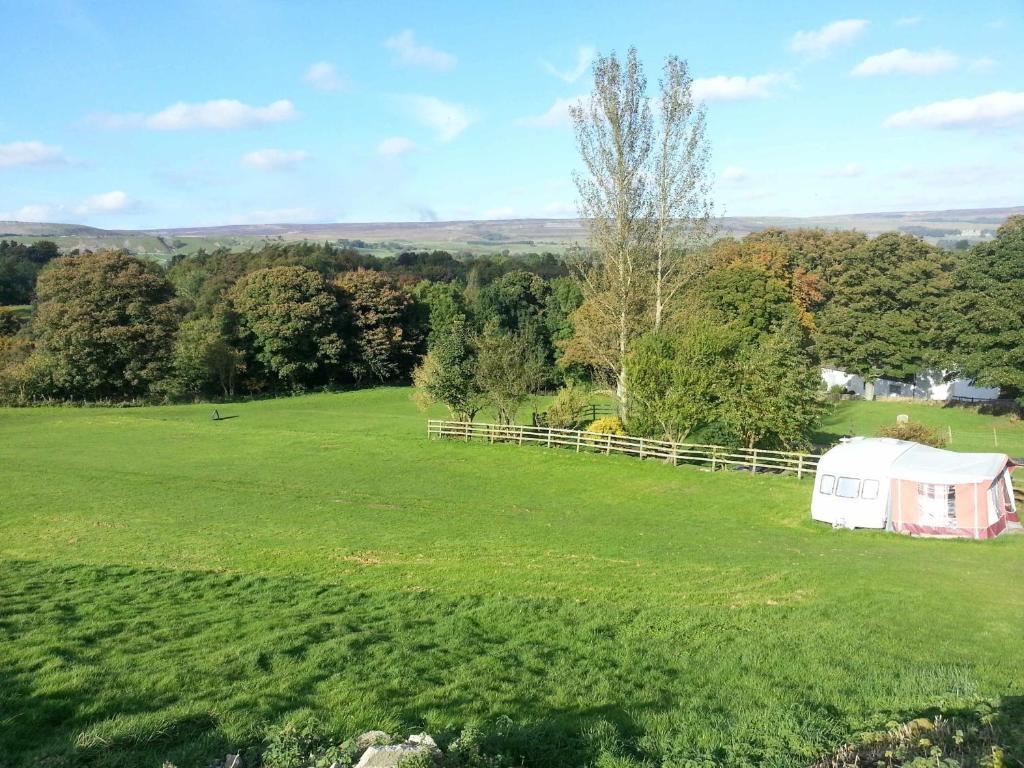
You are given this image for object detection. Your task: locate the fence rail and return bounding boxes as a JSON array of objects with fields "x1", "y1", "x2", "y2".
[{"x1": 428, "y1": 420, "x2": 819, "y2": 478}]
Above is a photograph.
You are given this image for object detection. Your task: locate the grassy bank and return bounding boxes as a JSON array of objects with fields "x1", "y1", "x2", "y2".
[{"x1": 1, "y1": 389, "x2": 1022, "y2": 767}]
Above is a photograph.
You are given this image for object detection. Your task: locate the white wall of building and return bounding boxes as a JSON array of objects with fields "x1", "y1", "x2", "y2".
[{"x1": 821, "y1": 368, "x2": 999, "y2": 402}]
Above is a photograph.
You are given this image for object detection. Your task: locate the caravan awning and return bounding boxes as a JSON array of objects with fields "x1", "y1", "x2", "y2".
[{"x1": 889, "y1": 444, "x2": 1011, "y2": 485}]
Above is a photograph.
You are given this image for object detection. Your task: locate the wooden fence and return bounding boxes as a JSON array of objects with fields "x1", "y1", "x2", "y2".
[{"x1": 427, "y1": 420, "x2": 819, "y2": 479}]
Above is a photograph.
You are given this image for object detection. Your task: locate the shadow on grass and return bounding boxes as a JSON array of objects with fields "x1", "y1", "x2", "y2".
[{"x1": 1, "y1": 559, "x2": 1020, "y2": 768}]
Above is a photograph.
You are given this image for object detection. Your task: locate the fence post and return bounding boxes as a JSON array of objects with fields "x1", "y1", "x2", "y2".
[
  {"x1": 752, "y1": 449, "x2": 758, "y2": 473},
  {"x1": 606, "y1": 433, "x2": 612, "y2": 455},
  {"x1": 797, "y1": 453, "x2": 804, "y2": 480},
  {"x1": 547, "y1": 428, "x2": 552, "y2": 449},
  {"x1": 519, "y1": 426, "x2": 524, "y2": 445},
  {"x1": 711, "y1": 447, "x2": 717, "y2": 472},
  {"x1": 639, "y1": 437, "x2": 645, "y2": 460},
  {"x1": 576, "y1": 430, "x2": 582, "y2": 453}
]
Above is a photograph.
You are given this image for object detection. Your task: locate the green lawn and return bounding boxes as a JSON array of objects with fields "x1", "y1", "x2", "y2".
[
  {"x1": 819, "y1": 399, "x2": 1024, "y2": 454},
  {"x1": 1, "y1": 389, "x2": 1022, "y2": 768}
]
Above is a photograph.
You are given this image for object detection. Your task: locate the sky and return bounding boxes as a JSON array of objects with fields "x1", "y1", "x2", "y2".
[{"x1": 0, "y1": 0, "x2": 1022, "y2": 229}]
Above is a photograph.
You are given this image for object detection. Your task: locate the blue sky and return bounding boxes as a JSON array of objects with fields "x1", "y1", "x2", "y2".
[{"x1": 0, "y1": 0, "x2": 1022, "y2": 228}]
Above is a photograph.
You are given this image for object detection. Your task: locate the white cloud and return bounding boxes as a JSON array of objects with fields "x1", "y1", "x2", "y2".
[
  {"x1": 0, "y1": 140, "x2": 67, "y2": 168},
  {"x1": 241, "y1": 148, "x2": 310, "y2": 170},
  {"x1": 377, "y1": 136, "x2": 416, "y2": 157},
  {"x1": 73, "y1": 190, "x2": 136, "y2": 215},
  {"x1": 383, "y1": 29, "x2": 456, "y2": 71},
  {"x1": 303, "y1": 61, "x2": 347, "y2": 91},
  {"x1": 790, "y1": 19, "x2": 869, "y2": 57},
  {"x1": 405, "y1": 96, "x2": 473, "y2": 141},
  {"x1": 1, "y1": 204, "x2": 57, "y2": 221},
  {"x1": 90, "y1": 99, "x2": 297, "y2": 130},
  {"x1": 819, "y1": 163, "x2": 865, "y2": 178},
  {"x1": 542, "y1": 45, "x2": 596, "y2": 84},
  {"x1": 720, "y1": 166, "x2": 748, "y2": 182},
  {"x1": 692, "y1": 73, "x2": 791, "y2": 102},
  {"x1": 884, "y1": 91, "x2": 1024, "y2": 129},
  {"x1": 894, "y1": 16, "x2": 922, "y2": 27},
  {"x1": 852, "y1": 49, "x2": 958, "y2": 76},
  {"x1": 516, "y1": 95, "x2": 587, "y2": 127}
]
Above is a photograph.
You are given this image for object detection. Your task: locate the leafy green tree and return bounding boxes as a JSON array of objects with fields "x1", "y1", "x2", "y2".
[
  {"x1": 816, "y1": 233, "x2": 954, "y2": 399},
  {"x1": 28, "y1": 251, "x2": 180, "y2": 400},
  {"x1": 628, "y1": 319, "x2": 740, "y2": 441},
  {"x1": 701, "y1": 263, "x2": 802, "y2": 337},
  {"x1": 473, "y1": 323, "x2": 545, "y2": 424},
  {"x1": 335, "y1": 268, "x2": 419, "y2": 383},
  {"x1": 0, "y1": 240, "x2": 59, "y2": 305},
  {"x1": 412, "y1": 317, "x2": 483, "y2": 421},
  {"x1": 945, "y1": 216, "x2": 1024, "y2": 398},
  {"x1": 720, "y1": 321, "x2": 826, "y2": 449},
  {"x1": 228, "y1": 266, "x2": 344, "y2": 388},
  {"x1": 161, "y1": 315, "x2": 245, "y2": 399}
]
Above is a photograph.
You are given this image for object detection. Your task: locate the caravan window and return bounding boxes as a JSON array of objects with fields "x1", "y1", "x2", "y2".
[
  {"x1": 861, "y1": 479, "x2": 879, "y2": 500},
  {"x1": 819, "y1": 474, "x2": 836, "y2": 495},
  {"x1": 835, "y1": 477, "x2": 861, "y2": 498}
]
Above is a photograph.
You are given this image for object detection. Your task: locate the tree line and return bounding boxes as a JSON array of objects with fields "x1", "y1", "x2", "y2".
[
  {"x1": 3, "y1": 47, "x2": 1023, "y2": 453},
  {"x1": 1, "y1": 216, "x2": 1022, "y2": 449}
]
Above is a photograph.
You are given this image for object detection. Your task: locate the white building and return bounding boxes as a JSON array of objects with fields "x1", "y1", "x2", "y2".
[{"x1": 821, "y1": 367, "x2": 999, "y2": 402}]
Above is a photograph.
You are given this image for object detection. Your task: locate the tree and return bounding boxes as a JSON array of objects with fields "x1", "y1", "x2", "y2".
[
  {"x1": 945, "y1": 216, "x2": 1024, "y2": 398},
  {"x1": 228, "y1": 266, "x2": 344, "y2": 388},
  {"x1": 651, "y1": 56, "x2": 714, "y2": 330},
  {"x1": 473, "y1": 323, "x2": 545, "y2": 424},
  {"x1": 0, "y1": 240, "x2": 59, "y2": 305},
  {"x1": 161, "y1": 315, "x2": 245, "y2": 399},
  {"x1": 628, "y1": 319, "x2": 739, "y2": 441},
  {"x1": 720, "y1": 322, "x2": 826, "y2": 449},
  {"x1": 701, "y1": 262, "x2": 803, "y2": 337},
  {"x1": 335, "y1": 268, "x2": 419, "y2": 384},
  {"x1": 29, "y1": 251, "x2": 180, "y2": 400},
  {"x1": 412, "y1": 317, "x2": 483, "y2": 421},
  {"x1": 567, "y1": 47, "x2": 654, "y2": 412},
  {"x1": 815, "y1": 233, "x2": 954, "y2": 400}
]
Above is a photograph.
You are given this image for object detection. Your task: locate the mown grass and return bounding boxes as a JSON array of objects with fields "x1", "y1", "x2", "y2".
[
  {"x1": 819, "y1": 399, "x2": 1024, "y2": 454},
  {"x1": 1, "y1": 389, "x2": 1022, "y2": 768}
]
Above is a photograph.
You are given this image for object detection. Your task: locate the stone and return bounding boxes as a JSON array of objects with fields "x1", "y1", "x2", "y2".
[
  {"x1": 354, "y1": 743, "x2": 423, "y2": 768},
  {"x1": 224, "y1": 755, "x2": 243, "y2": 768},
  {"x1": 406, "y1": 734, "x2": 440, "y2": 754},
  {"x1": 356, "y1": 730, "x2": 392, "y2": 751}
]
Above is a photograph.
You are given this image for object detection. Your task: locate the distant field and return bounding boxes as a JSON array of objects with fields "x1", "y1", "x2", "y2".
[
  {"x1": 820, "y1": 399, "x2": 1024, "y2": 455},
  {"x1": 1, "y1": 389, "x2": 1022, "y2": 768},
  {"x1": 2, "y1": 205, "x2": 1021, "y2": 260}
]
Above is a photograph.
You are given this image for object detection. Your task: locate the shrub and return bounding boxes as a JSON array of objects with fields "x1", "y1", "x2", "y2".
[
  {"x1": 546, "y1": 382, "x2": 592, "y2": 428},
  {"x1": 878, "y1": 421, "x2": 947, "y2": 448},
  {"x1": 587, "y1": 416, "x2": 625, "y2": 436}
]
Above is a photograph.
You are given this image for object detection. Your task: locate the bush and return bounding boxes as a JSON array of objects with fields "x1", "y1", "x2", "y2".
[
  {"x1": 586, "y1": 416, "x2": 625, "y2": 435},
  {"x1": 878, "y1": 421, "x2": 947, "y2": 448},
  {"x1": 546, "y1": 382, "x2": 592, "y2": 428}
]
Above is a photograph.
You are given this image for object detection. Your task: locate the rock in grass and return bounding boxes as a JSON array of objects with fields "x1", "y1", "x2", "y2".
[
  {"x1": 355, "y1": 730, "x2": 392, "y2": 751},
  {"x1": 407, "y1": 733, "x2": 440, "y2": 754},
  {"x1": 354, "y1": 734, "x2": 440, "y2": 768},
  {"x1": 354, "y1": 743, "x2": 422, "y2": 768}
]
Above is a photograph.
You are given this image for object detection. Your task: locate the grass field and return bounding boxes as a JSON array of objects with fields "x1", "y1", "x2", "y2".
[
  {"x1": 820, "y1": 399, "x2": 1024, "y2": 454},
  {"x1": 1, "y1": 390, "x2": 1023, "y2": 768}
]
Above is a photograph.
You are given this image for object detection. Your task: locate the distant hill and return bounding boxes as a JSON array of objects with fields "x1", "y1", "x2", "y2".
[{"x1": 2, "y1": 206, "x2": 1021, "y2": 262}]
